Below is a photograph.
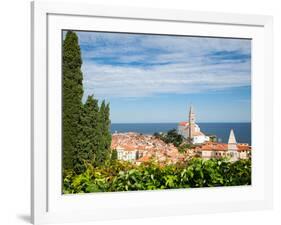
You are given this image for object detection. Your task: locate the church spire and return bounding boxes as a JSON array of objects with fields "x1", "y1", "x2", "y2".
[
  {"x1": 189, "y1": 105, "x2": 194, "y2": 115},
  {"x1": 228, "y1": 129, "x2": 238, "y2": 161},
  {"x1": 228, "y1": 129, "x2": 237, "y2": 144}
]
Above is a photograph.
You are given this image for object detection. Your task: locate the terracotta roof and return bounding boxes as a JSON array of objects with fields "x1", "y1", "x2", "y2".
[
  {"x1": 136, "y1": 155, "x2": 150, "y2": 162},
  {"x1": 237, "y1": 144, "x2": 251, "y2": 151},
  {"x1": 200, "y1": 143, "x2": 228, "y2": 151},
  {"x1": 196, "y1": 142, "x2": 251, "y2": 152},
  {"x1": 179, "y1": 121, "x2": 189, "y2": 126},
  {"x1": 116, "y1": 144, "x2": 137, "y2": 151}
]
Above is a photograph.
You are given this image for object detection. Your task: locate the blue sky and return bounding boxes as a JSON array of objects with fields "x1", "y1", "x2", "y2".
[{"x1": 65, "y1": 31, "x2": 251, "y2": 123}]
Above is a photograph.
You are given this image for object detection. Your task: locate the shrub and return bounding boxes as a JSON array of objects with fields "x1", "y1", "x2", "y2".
[{"x1": 63, "y1": 158, "x2": 251, "y2": 194}]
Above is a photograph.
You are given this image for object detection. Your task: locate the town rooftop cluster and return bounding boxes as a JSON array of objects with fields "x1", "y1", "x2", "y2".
[{"x1": 111, "y1": 106, "x2": 251, "y2": 164}]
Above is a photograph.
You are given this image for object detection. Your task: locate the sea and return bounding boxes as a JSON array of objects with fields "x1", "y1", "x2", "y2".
[{"x1": 111, "y1": 123, "x2": 251, "y2": 145}]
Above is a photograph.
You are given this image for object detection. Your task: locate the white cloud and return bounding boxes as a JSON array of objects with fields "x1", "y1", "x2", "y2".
[
  {"x1": 77, "y1": 31, "x2": 251, "y2": 99},
  {"x1": 82, "y1": 61, "x2": 250, "y2": 99}
]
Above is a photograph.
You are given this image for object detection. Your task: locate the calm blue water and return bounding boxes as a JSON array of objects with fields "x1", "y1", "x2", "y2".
[{"x1": 111, "y1": 123, "x2": 251, "y2": 145}]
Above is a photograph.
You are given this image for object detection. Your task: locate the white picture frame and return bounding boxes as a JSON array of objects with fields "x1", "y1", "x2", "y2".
[{"x1": 31, "y1": 1, "x2": 274, "y2": 224}]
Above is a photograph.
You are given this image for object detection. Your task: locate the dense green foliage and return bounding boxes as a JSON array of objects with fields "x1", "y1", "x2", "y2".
[
  {"x1": 74, "y1": 96, "x2": 99, "y2": 173},
  {"x1": 154, "y1": 129, "x2": 195, "y2": 153},
  {"x1": 63, "y1": 158, "x2": 251, "y2": 194},
  {"x1": 111, "y1": 149, "x2": 118, "y2": 161},
  {"x1": 178, "y1": 143, "x2": 194, "y2": 153},
  {"x1": 95, "y1": 100, "x2": 111, "y2": 165},
  {"x1": 63, "y1": 31, "x2": 111, "y2": 173},
  {"x1": 63, "y1": 31, "x2": 84, "y2": 170},
  {"x1": 154, "y1": 129, "x2": 183, "y2": 147}
]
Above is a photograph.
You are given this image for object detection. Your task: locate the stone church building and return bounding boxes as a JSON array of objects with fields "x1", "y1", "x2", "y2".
[{"x1": 177, "y1": 106, "x2": 210, "y2": 144}]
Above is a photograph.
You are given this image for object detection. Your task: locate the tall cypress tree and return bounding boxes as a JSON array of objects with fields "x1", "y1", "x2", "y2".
[
  {"x1": 95, "y1": 101, "x2": 105, "y2": 165},
  {"x1": 62, "y1": 30, "x2": 112, "y2": 171},
  {"x1": 62, "y1": 31, "x2": 83, "y2": 170},
  {"x1": 104, "y1": 103, "x2": 112, "y2": 151},
  {"x1": 74, "y1": 95, "x2": 100, "y2": 173},
  {"x1": 95, "y1": 101, "x2": 111, "y2": 165}
]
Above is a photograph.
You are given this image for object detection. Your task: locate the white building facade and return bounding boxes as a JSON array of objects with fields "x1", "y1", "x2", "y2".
[
  {"x1": 177, "y1": 106, "x2": 209, "y2": 144},
  {"x1": 116, "y1": 146, "x2": 138, "y2": 162}
]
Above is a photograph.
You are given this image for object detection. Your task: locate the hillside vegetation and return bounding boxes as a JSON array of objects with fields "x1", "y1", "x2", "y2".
[{"x1": 63, "y1": 158, "x2": 251, "y2": 193}]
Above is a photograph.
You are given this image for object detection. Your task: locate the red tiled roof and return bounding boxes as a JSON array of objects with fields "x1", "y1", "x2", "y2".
[
  {"x1": 136, "y1": 156, "x2": 150, "y2": 162},
  {"x1": 237, "y1": 144, "x2": 251, "y2": 151},
  {"x1": 122, "y1": 144, "x2": 137, "y2": 151},
  {"x1": 114, "y1": 145, "x2": 136, "y2": 151},
  {"x1": 196, "y1": 143, "x2": 251, "y2": 152},
  {"x1": 179, "y1": 121, "x2": 189, "y2": 126},
  {"x1": 200, "y1": 143, "x2": 228, "y2": 151}
]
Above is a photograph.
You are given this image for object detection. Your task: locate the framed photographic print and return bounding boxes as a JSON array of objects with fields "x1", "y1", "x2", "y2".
[{"x1": 31, "y1": 1, "x2": 273, "y2": 224}]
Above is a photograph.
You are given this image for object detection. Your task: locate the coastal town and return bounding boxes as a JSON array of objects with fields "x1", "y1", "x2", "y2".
[
  {"x1": 62, "y1": 31, "x2": 252, "y2": 193},
  {"x1": 111, "y1": 106, "x2": 251, "y2": 165}
]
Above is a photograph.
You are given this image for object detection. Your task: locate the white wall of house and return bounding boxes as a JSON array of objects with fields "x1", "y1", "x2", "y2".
[
  {"x1": 201, "y1": 151, "x2": 213, "y2": 158},
  {"x1": 201, "y1": 150, "x2": 248, "y2": 161},
  {"x1": 192, "y1": 135, "x2": 210, "y2": 144},
  {"x1": 228, "y1": 151, "x2": 239, "y2": 162},
  {"x1": 239, "y1": 151, "x2": 249, "y2": 159},
  {"x1": 116, "y1": 147, "x2": 137, "y2": 162},
  {"x1": 177, "y1": 125, "x2": 188, "y2": 139}
]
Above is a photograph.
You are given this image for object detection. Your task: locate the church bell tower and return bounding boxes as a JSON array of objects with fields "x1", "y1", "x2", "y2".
[{"x1": 188, "y1": 106, "x2": 196, "y2": 139}]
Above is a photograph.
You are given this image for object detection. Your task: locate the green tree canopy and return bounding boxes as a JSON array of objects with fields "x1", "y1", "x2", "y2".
[
  {"x1": 96, "y1": 101, "x2": 111, "y2": 165},
  {"x1": 63, "y1": 31, "x2": 83, "y2": 170},
  {"x1": 74, "y1": 95, "x2": 100, "y2": 173},
  {"x1": 62, "y1": 31, "x2": 112, "y2": 172}
]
